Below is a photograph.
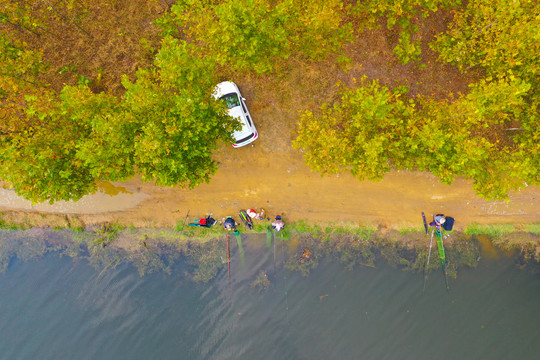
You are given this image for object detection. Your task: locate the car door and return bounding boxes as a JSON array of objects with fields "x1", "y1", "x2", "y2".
[{"x1": 240, "y1": 98, "x2": 255, "y2": 131}]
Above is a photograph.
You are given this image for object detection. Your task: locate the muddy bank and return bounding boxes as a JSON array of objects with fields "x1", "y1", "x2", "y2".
[{"x1": 2, "y1": 225, "x2": 539, "y2": 284}]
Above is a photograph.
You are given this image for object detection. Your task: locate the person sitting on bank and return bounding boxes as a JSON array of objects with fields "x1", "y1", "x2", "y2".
[
  {"x1": 200, "y1": 216, "x2": 216, "y2": 228},
  {"x1": 430, "y1": 214, "x2": 446, "y2": 228},
  {"x1": 272, "y1": 215, "x2": 285, "y2": 232},
  {"x1": 224, "y1": 216, "x2": 236, "y2": 231}
]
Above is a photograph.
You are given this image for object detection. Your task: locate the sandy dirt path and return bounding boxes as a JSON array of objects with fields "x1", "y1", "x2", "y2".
[{"x1": 1, "y1": 138, "x2": 538, "y2": 230}]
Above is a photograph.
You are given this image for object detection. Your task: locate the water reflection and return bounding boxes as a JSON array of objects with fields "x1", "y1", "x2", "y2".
[{"x1": 94, "y1": 181, "x2": 131, "y2": 196}]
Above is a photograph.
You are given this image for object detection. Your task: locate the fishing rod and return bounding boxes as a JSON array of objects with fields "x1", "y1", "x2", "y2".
[
  {"x1": 437, "y1": 226, "x2": 450, "y2": 291},
  {"x1": 226, "y1": 229, "x2": 230, "y2": 281},
  {"x1": 423, "y1": 228, "x2": 434, "y2": 292},
  {"x1": 279, "y1": 229, "x2": 291, "y2": 330},
  {"x1": 422, "y1": 212, "x2": 431, "y2": 291},
  {"x1": 432, "y1": 215, "x2": 450, "y2": 291},
  {"x1": 180, "y1": 209, "x2": 190, "y2": 232},
  {"x1": 422, "y1": 212, "x2": 429, "y2": 235},
  {"x1": 273, "y1": 228, "x2": 277, "y2": 276}
]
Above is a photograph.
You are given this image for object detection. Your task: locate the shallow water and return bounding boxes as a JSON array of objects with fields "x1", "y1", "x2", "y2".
[{"x1": 0, "y1": 235, "x2": 539, "y2": 360}]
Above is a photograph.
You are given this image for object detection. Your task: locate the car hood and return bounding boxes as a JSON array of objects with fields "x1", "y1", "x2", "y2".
[{"x1": 213, "y1": 81, "x2": 238, "y2": 99}]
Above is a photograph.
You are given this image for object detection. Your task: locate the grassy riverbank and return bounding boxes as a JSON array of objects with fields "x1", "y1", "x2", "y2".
[{"x1": 1, "y1": 211, "x2": 539, "y2": 283}]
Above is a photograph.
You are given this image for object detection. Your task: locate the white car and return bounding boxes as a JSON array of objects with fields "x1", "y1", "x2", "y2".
[{"x1": 213, "y1": 81, "x2": 258, "y2": 148}]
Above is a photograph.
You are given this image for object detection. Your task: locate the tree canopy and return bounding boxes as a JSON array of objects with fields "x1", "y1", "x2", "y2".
[
  {"x1": 294, "y1": 76, "x2": 538, "y2": 200},
  {"x1": 0, "y1": 35, "x2": 237, "y2": 203},
  {"x1": 350, "y1": 0, "x2": 461, "y2": 64},
  {"x1": 0, "y1": 0, "x2": 538, "y2": 202},
  {"x1": 160, "y1": 0, "x2": 352, "y2": 73},
  {"x1": 121, "y1": 37, "x2": 238, "y2": 188},
  {"x1": 432, "y1": 0, "x2": 539, "y2": 86}
]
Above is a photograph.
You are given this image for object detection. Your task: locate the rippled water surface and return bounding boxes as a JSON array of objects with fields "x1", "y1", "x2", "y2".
[{"x1": 0, "y1": 235, "x2": 539, "y2": 360}]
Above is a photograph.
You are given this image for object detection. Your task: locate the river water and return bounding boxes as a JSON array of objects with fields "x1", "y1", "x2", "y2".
[{"x1": 0, "y1": 234, "x2": 539, "y2": 360}]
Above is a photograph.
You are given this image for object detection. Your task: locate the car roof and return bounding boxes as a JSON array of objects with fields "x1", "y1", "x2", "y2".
[
  {"x1": 213, "y1": 81, "x2": 239, "y2": 99},
  {"x1": 228, "y1": 106, "x2": 251, "y2": 139}
]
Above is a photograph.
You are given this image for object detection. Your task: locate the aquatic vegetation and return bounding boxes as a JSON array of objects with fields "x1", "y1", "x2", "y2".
[
  {"x1": 86, "y1": 243, "x2": 126, "y2": 273},
  {"x1": 0, "y1": 224, "x2": 536, "y2": 283},
  {"x1": 0, "y1": 229, "x2": 68, "y2": 271},
  {"x1": 281, "y1": 230, "x2": 481, "y2": 279},
  {"x1": 128, "y1": 240, "x2": 182, "y2": 276},
  {"x1": 285, "y1": 234, "x2": 323, "y2": 276},
  {"x1": 251, "y1": 270, "x2": 270, "y2": 291},
  {"x1": 299, "y1": 247, "x2": 312, "y2": 263},
  {"x1": 184, "y1": 240, "x2": 224, "y2": 282},
  {"x1": 489, "y1": 232, "x2": 540, "y2": 274},
  {"x1": 91, "y1": 222, "x2": 124, "y2": 247},
  {"x1": 377, "y1": 238, "x2": 418, "y2": 271},
  {"x1": 515, "y1": 244, "x2": 540, "y2": 274},
  {"x1": 0, "y1": 231, "x2": 47, "y2": 271},
  {"x1": 0, "y1": 218, "x2": 29, "y2": 230},
  {"x1": 444, "y1": 235, "x2": 481, "y2": 278},
  {"x1": 326, "y1": 234, "x2": 376, "y2": 271}
]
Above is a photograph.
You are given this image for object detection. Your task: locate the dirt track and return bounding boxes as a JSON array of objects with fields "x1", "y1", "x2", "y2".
[{"x1": 1, "y1": 135, "x2": 538, "y2": 230}]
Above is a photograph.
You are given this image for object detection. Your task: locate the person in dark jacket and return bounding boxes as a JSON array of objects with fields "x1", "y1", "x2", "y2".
[
  {"x1": 224, "y1": 216, "x2": 236, "y2": 230},
  {"x1": 430, "y1": 214, "x2": 446, "y2": 228}
]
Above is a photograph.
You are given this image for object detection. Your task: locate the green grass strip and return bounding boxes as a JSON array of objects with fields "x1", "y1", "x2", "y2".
[{"x1": 464, "y1": 223, "x2": 515, "y2": 237}]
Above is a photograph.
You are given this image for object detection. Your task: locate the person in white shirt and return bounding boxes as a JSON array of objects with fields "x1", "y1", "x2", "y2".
[{"x1": 272, "y1": 215, "x2": 285, "y2": 232}]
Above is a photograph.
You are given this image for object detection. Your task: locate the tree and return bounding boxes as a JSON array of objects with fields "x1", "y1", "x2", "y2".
[
  {"x1": 0, "y1": 36, "x2": 240, "y2": 203},
  {"x1": 294, "y1": 77, "x2": 538, "y2": 200},
  {"x1": 0, "y1": 34, "x2": 47, "y2": 135},
  {"x1": 429, "y1": 0, "x2": 540, "y2": 196},
  {"x1": 350, "y1": 0, "x2": 461, "y2": 64},
  {"x1": 293, "y1": 79, "x2": 416, "y2": 180},
  {"x1": 431, "y1": 0, "x2": 539, "y2": 86},
  {"x1": 120, "y1": 36, "x2": 238, "y2": 188},
  {"x1": 160, "y1": 0, "x2": 352, "y2": 74},
  {"x1": 0, "y1": 85, "x2": 111, "y2": 203},
  {"x1": 1, "y1": 0, "x2": 165, "y2": 93},
  {"x1": 415, "y1": 76, "x2": 537, "y2": 199}
]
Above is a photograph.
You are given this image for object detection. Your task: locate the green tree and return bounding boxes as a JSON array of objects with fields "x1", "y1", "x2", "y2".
[
  {"x1": 0, "y1": 34, "x2": 48, "y2": 135},
  {"x1": 429, "y1": 0, "x2": 539, "y2": 196},
  {"x1": 294, "y1": 78, "x2": 538, "y2": 199},
  {"x1": 415, "y1": 76, "x2": 537, "y2": 199},
  {"x1": 120, "y1": 36, "x2": 238, "y2": 188},
  {"x1": 161, "y1": 0, "x2": 352, "y2": 74},
  {"x1": 350, "y1": 0, "x2": 461, "y2": 64},
  {"x1": 1, "y1": 36, "x2": 240, "y2": 203},
  {"x1": 293, "y1": 79, "x2": 416, "y2": 180},
  {"x1": 432, "y1": 0, "x2": 539, "y2": 86},
  {"x1": 0, "y1": 86, "x2": 109, "y2": 202}
]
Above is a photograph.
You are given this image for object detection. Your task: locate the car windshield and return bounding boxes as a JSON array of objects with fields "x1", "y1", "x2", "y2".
[{"x1": 220, "y1": 93, "x2": 240, "y2": 109}]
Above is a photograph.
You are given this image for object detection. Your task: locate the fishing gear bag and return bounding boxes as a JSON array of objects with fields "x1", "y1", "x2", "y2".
[{"x1": 443, "y1": 217, "x2": 455, "y2": 231}]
